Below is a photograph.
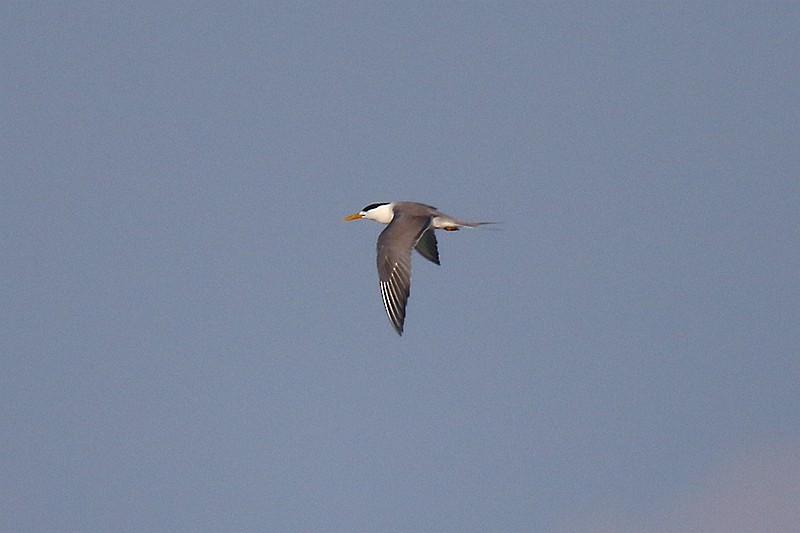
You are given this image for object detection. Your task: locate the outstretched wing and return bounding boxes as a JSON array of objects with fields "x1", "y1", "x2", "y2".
[
  {"x1": 376, "y1": 213, "x2": 432, "y2": 335},
  {"x1": 413, "y1": 228, "x2": 440, "y2": 265}
]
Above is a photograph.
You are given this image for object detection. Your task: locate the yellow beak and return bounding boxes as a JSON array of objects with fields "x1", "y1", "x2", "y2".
[{"x1": 343, "y1": 213, "x2": 363, "y2": 221}]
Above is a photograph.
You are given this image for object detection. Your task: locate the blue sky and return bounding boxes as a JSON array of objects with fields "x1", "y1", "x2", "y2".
[{"x1": 3, "y1": 2, "x2": 798, "y2": 531}]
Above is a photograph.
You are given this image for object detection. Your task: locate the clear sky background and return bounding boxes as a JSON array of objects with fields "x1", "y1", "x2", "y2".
[{"x1": 3, "y1": 2, "x2": 798, "y2": 531}]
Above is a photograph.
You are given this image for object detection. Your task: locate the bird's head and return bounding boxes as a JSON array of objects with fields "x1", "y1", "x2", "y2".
[{"x1": 343, "y1": 202, "x2": 395, "y2": 224}]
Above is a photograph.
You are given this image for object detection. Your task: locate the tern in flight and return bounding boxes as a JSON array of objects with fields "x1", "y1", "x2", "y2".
[{"x1": 344, "y1": 201, "x2": 491, "y2": 335}]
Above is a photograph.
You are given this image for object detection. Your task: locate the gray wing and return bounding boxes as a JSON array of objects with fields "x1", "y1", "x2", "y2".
[
  {"x1": 414, "y1": 228, "x2": 440, "y2": 265},
  {"x1": 376, "y1": 213, "x2": 432, "y2": 335}
]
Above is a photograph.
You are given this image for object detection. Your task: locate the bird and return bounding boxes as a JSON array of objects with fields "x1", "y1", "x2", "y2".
[{"x1": 343, "y1": 201, "x2": 491, "y2": 335}]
